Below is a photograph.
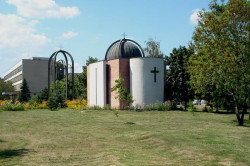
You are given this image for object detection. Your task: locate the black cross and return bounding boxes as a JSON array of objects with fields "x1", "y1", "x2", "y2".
[{"x1": 151, "y1": 67, "x2": 159, "y2": 82}]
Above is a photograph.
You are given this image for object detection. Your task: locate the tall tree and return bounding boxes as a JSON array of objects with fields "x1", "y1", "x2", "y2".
[
  {"x1": 0, "y1": 80, "x2": 14, "y2": 100},
  {"x1": 165, "y1": 46, "x2": 194, "y2": 110},
  {"x1": 18, "y1": 79, "x2": 31, "y2": 102},
  {"x1": 188, "y1": 0, "x2": 250, "y2": 125},
  {"x1": 144, "y1": 38, "x2": 164, "y2": 58},
  {"x1": 54, "y1": 57, "x2": 98, "y2": 99},
  {"x1": 77, "y1": 56, "x2": 98, "y2": 99}
]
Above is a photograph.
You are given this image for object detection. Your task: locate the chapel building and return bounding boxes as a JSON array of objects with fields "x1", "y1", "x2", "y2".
[{"x1": 87, "y1": 38, "x2": 165, "y2": 109}]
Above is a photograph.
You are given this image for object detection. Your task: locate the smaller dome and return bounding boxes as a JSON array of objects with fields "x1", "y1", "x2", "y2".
[{"x1": 105, "y1": 38, "x2": 145, "y2": 61}]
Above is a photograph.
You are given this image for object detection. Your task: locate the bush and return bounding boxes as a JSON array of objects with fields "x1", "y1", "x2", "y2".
[
  {"x1": 47, "y1": 95, "x2": 58, "y2": 111},
  {"x1": 65, "y1": 99, "x2": 87, "y2": 110},
  {"x1": 56, "y1": 94, "x2": 66, "y2": 108},
  {"x1": 1, "y1": 101, "x2": 25, "y2": 111},
  {"x1": 87, "y1": 105, "x2": 102, "y2": 110},
  {"x1": 202, "y1": 106, "x2": 208, "y2": 112},
  {"x1": 0, "y1": 100, "x2": 8, "y2": 107},
  {"x1": 24, "y1": 100, "x2": 47, "y2": 109},
  {"x1": 188, "y1": 101, "x2": 196, "y2": 112}
]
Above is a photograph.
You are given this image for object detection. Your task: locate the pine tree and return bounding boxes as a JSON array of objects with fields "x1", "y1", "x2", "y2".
[{"x1": 18, "y1": 79, "x2": 31, "y2": 102}]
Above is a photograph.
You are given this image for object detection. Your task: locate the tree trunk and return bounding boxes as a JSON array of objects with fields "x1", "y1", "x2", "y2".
[
  {"x1": 184, "y1": 102, "x2": 187, "y2": 111},
  {"x1": 216, "y1": 102, "x2": 219, "y2": 113},
  {"x1": 233, "y1": 97, "x2": 244, "y2": 126},
  {"x1": 248, "y1": 109, "x2": 250, "y2": 120},
  {"x1": 234, "y1": 105, "x2": 242, "y2": 126}
]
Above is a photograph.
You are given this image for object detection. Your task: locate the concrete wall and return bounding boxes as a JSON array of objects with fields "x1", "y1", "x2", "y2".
[
  {"x1": 130, "y1": 58, "x2": 164, "y2": 107},
  {"x1": 22, "y1": 59, "x2": 48, "y2": 95},
  {"x1": 88, "y1": 61, "x2": 106, "y2": 107}
]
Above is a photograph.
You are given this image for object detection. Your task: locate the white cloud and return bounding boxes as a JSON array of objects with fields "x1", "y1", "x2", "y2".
[
  {"x1": 190, "y1": 9, "x2": 201, "y2": 25},
  {"x1": 61, "y1": 31, "x2": 79, "y2": 39},
  {"x1": 0, "y1": 14, "x2": 49, "y2": 48},
  {"x1": 6, "y1": 0, "x2": 80, "y2": 19}
]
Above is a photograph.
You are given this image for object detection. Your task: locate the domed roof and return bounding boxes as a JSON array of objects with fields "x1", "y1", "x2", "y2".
[{"x1": 105, "y1": 38, "x2": 145, "y2": 61}]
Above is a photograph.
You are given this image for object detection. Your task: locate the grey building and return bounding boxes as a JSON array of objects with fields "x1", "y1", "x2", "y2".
[{"x1": 3, "y1": 57, "x2": 49, "y2": 96}]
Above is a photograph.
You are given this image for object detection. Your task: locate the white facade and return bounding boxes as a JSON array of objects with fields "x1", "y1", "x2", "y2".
[
  {"x1": 88, "y1": 61, "x2": 106, "y2": 107},
  {"x1": 130, "y1": 58, "x2": 164, "y2": 107}
]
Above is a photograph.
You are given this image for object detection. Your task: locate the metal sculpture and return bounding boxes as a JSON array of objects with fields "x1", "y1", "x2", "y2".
[{"x1": 48, "y1": 50, "x2": 74, "y2": 99}]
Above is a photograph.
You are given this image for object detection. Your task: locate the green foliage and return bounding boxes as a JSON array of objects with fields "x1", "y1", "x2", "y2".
[
  {"x1": 18, "y1": 79, "x2": 31, "y2": 102},
  {"x1": 56, "y1": 61, "x2": 65, "y2": 81},
  {"x1": 28, "y1": 95, "x2": 40, "y2": 105},
  {"x1": 202, "y1": 106, "x2": 208, "y2": 112},
  {"x1": 144, "y1": 38, "x2": 164, "y2": 58},
  {"x1": 56, "y1": 93, "x2": 66, "y2": 108},
  {"x1": 113, "y1": 110, "x2": 119, "y2": 117},
  {"x1": 111, "y1": 73, "x2": 133, "y2": 104},
  {"x1": 142, "y1": 102, "x2": 177, "y2": 111},
  {"x1": 103, "y1": 105, "x2": 112, "y2": 110},
  {"x1": 0, "y1": 80, "x2": 14, "y2": 100},
  {"x1": 188, "y1": 0, "x2": 250, "y2": 125},
  {"x1": 188, "y1": 101, "x2": 196, "y2": 112},
  {"x1": 53, "y1": 56, "x2": 98, "y2": 99},
  {"x1": 87, "y1": 105, "x2": 102, "y2": 110},
  {"x1": 165, "y1": 46, "x2": 194, "y2": 110},
  {"x1": 1, "y1": 101, "x2": 25, "y2": 111},
  {"x1": 47, "y1": 95, "x2": 58, "y2": 111},
  {"x1": 38, "y1": 88, "x2": 48, "y2": 102}
]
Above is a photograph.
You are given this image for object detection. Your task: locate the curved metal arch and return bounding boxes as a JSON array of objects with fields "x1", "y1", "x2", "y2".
[
  {"x1": 104, "y1": 38, "x2": 145, "y2": 61},
  {"x1": 125, "y1": 39, "x2": 145, "y2": 57},
  {"x1": 48, "y1": 50, "x2": 74, "y2": 100}
]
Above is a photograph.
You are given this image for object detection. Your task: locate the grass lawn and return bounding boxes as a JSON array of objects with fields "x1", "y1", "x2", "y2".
[{"x1": 0, "y1": 109, "x2": 249, "y2": 166}]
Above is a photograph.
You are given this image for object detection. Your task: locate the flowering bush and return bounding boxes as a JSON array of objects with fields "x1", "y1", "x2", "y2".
[
  {"x1": 24, "y1": 100, "x2": 48, "y2": 109},
  {"x1": 65, "y1": 99, "x2": 87, "y2": 110},
  {"x1": 0, "y1": 100, "x2": 25, "y2": 111},
  {"x1": 0, "y1": 100, "x2": 8, "y2": 107}
]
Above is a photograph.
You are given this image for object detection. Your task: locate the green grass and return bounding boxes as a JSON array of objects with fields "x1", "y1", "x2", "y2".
[{"x1": 0, "y1": 109, "x2": 249, "y2": 166}]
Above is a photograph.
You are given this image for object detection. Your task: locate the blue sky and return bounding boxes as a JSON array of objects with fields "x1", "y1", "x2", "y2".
[{"x1": 0, "y1": 0, "x2": 212, "y2": 77}]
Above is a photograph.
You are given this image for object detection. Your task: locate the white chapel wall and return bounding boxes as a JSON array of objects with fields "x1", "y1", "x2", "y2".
[
  {"x1": 89, "y1": 61, "x2": 106, "y2": 107},
  {"x1": 130, "y1": 58, "x2": 164, "y2": 107}
]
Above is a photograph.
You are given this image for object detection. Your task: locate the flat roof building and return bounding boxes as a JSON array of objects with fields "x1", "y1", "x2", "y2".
[{"x1": 3, "y1": 57, "x2": 49, "y2": 96}]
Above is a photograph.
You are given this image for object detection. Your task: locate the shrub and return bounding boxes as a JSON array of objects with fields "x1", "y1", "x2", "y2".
[
  {"x1": 144, "y1": 104, "x2": 155, "y2": 111},
  {"x1": 87, "y1": 105, "x2": 102, "y2": 110},
  {"x1": 25, "y1": 100, "x2": 48, "y2": 109},
  {"x1": 47, "y1": 95, "x2": 58, "y2": 111},
  {"x1": 56, "y1": 94, "x2": 66, "y2": 108},
  {"x1": 1, "y1": 101, "x2": 25, "y2": 111},
  {"x1": 0, "y1": 100, "x2": 8, "y2": 107},
  {"x1": 202, "y1": 106, "x2": 208, "y2": 112},
  {"x1": 103, "y1": 105, "x2": 112, "y2": 110},
  {"x1": 188, "y1": 101, "x2": 196, "y2": 112},
  {"x1": 65, "y1": 99, "x2": 87, "y2": 110}
]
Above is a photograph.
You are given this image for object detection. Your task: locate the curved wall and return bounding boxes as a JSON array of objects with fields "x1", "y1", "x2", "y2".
[{"x1": 130, "y1": 58, "x2": 164, "y2": 107}]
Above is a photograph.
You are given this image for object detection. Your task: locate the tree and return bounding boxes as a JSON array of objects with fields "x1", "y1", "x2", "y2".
[
  {"x1": 111, "y1": 73, "x2": 133, "y2": 105},
  {"x1": 47, "y1": 94, "x2": 58, "y2": 111},
  {"x1": 0, "y1": 80, "x2": 14, "y2": 100},
  {"x1": 165, "y1": 46, "x2": 194, "y2": 110},
  {"x1": 53, "y1": 56, "x2": 98, "y2": 99},
  {"x1": 18, "y1": 79, "x2": 31, "y2": 102},
  {"x1": 77, "y1": 56, "x2": 98, "y2": 99},
  {"x1": 37, "y1": 88, "x2": 48, "y2": 102},
  {"x1": 188, "y1": 0, "x2": 250, "y2": 125},
  {"x1": 144, "y1": 38, "x2": 164, "y2": 58}
]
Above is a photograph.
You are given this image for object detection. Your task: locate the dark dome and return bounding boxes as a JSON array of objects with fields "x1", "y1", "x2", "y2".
[{"x1": 105, "y1": 38, "x2": 145, "y2": 61}]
